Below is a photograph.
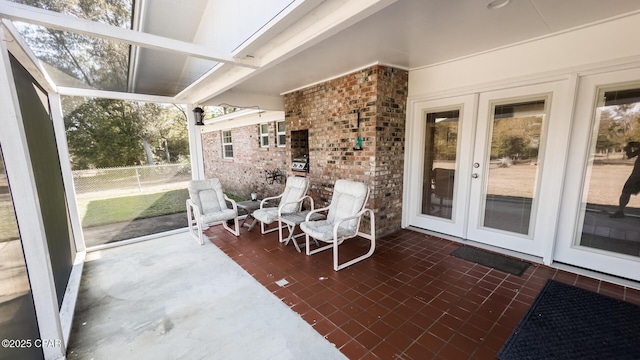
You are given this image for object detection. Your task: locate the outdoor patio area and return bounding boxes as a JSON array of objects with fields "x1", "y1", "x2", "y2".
[{"x1": 202, "y1": 225, "x2": 640, "y2": 359}]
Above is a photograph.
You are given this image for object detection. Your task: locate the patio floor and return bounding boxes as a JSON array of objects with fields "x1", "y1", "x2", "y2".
[{"x1": 205, "y1": 224, "x2": 640, "y2": 359}]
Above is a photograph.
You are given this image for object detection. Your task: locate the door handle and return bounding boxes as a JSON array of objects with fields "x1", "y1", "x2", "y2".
[
  {"x1": 472, "y1": 173, "x2": 479, "y2": 178},
  {"x1": 473, "y1": 163, "x2": 480, "y2": 168}
]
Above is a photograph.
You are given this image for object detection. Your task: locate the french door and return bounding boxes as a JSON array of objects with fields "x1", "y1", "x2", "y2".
[
  {"x1": 555, "y1": 68, "x2": 640, "y2": 281},
  {"x1": 407, "y1": 81, "x2": 570, "y2": 257}
]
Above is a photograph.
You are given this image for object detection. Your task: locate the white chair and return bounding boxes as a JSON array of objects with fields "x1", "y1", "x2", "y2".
[
  {"x1": 186, "y1": 179, "x2": 239, "y2": 244},
  {"x1": 300, "y1": 179, "x2": 375, "y2": 271},
  {"x1": 252, "y1": 176, "x2": 310, "y2": 235}
]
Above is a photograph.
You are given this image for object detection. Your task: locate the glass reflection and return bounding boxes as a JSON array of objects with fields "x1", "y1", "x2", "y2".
[
  {"x1": 483, "y1": 100, "x2": 545, "y2": 235},
  {"x1": 422, "y1": 109, "x2": 459, "y2": 219},
  {"x1": 580, "y1": 87, "x2": 640, "y2": 257}
]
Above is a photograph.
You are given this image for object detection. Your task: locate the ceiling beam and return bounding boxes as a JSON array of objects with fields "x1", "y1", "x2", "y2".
[
  {"x1": 177, "y1": 0, "x2": 397, "y2": 105},
  {"x1": 57, "y1": 86, "x2": 177, "y2": 104},
  {"x1": 0, "y1": 0, "x2": 259, "y2": 69}
]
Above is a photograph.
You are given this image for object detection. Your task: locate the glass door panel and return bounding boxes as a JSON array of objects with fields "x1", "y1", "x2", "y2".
[
  {"x1": 482, "y1": 100, "x2": 545, "y2": 234},
  {"x1": 555, "y1": 68, "x2": 640, "y2": 281},
  {"x1": 467, "y1": 80, "x2": 569, "y2": 257},
  {"x1": 407, "y1": 94, "x2": 476, "y2": 239},
  {"x1": 421, "y1": 109, "x2": 459, "y2": 219},
  {"x1": 579, "y1": 86, "x2": 640, "y2": 257}
]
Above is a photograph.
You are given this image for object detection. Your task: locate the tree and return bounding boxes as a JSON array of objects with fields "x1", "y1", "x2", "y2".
[
  {"x1": 65, "y1": 98, "x2": 143, "y2": 169},
  {"x1": 13, "y1": 0, "x2": 131, "y2": 91},
  {"x1": 64, "y1": 99, "x2": 190, "y2": 169}
]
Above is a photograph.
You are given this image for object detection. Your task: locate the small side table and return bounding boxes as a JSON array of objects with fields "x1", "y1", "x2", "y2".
[
  {"x1": 279, "y1": 211, "x2": 326, "y2": 252},
  {"x1": 236, "y1": 200, "x2": 262, "y2": 231}
]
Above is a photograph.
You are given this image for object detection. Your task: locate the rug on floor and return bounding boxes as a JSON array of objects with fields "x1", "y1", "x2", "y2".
[
  {"x1": 498, "y1": 279, "x2": 640, "y2": 360},
  {"x1": 450, "y1": 246, "x2": 530, "y2": 276}
]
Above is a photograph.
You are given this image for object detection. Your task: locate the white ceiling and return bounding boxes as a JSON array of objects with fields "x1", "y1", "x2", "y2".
[
  {"x1": 4, "y1": 0, "x2": 640, "y2": 106},
  {"x1": 185, "y1": 0, "x2": 640, "y2": 108}
]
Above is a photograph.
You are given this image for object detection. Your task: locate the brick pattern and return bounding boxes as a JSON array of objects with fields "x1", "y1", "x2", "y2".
[
  {"x1": 202, "y1": 65, "x2": 407, "y2": 236},
  {"x1": 285, "y1": 65, "x2": 407, "y2": 236},
  {"x1": 201, "y1": 123, "x2": 288, "y2": 199}
]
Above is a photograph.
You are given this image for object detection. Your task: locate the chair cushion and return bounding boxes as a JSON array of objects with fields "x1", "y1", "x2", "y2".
[
  {"x1": 279, "y1": 176, "x2": 309, "y2": 213},
  {"x1": 188, "y1": 179, "x2": 232, "y2": 215},
  {"x1": 326, "y1": 179, "x2": 368, "y2": 231},
  {"x1": 252, "y1": 208, "x2": 279, "y2": 224},
  {"x1": 201, "y1": 208, "x2": 237, "y2": 223},
  {"x1": 300, "y1": 220, "x2": 357, "y2": 242}
]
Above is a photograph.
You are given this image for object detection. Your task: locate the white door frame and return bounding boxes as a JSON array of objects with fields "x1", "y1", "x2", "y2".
[
  {"x1": 555, "y1": 67, "x2": 640, "y2": 281},
  {"x1": 404, "y1": 78, "x2": 573, "y2": 261},
  {"x1": 404, "y1": 94, "x2": 477, "y2": 238}
]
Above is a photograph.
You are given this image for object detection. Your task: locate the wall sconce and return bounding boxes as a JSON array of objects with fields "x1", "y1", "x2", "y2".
[
  {"x1": 354, "y1": 110, "x2": 363, "y2": 151},
  {"x1": 192, "y1": 107, "x2": 205, "y2": 126}
]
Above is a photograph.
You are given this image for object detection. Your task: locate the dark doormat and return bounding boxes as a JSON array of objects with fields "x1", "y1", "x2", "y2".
[
  {"x1": 498, "y1": 279, "x2": 640, "y2": 360},
  {"x1": 450, "y1": 246, "x2": 530, "y2": 276}
]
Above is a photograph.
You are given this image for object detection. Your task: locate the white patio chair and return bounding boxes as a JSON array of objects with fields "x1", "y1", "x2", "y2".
[
  {"x1": 186, "y1": 179, "x2": 239, "y2": 244},
  {"x1": 252, "y1": 176, "x2": 310, "y2": 235},
  {"x1": 300, "y1": 179, "x2": 376, "y2": 271}
]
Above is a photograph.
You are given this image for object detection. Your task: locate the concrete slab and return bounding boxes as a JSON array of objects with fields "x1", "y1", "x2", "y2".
[{"x1": 66, "y1": 233, "x2": 346, "y2": 360}]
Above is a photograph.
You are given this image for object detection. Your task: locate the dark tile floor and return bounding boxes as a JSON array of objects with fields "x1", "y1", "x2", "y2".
[{"x1": 205, "y1": 225, "x2": 640, "y2": 360}]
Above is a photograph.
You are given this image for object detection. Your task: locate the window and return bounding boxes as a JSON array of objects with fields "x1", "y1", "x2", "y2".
[
  {"x1": 222, "y1": 130, "x2": 233, "y2": 158},
  {"x1": 259, "y1": 124, "x2": 269, "y2": 147},
  {"x1": 276, "y1": 121, "x2": 286, "y2": 147}
]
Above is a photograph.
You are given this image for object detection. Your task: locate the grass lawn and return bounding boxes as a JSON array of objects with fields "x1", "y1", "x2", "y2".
[
  {"x1": 78, "y1": 189, "x2": 246, "y2": 228},
  {"x1": 79, "y1": 189, "x2": 190, "y2": 228}
]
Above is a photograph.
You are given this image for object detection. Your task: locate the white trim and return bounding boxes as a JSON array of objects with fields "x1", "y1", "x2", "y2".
[
  {"x1": 222, "y1": 129, "x2": 234, "y2": 159},
  {"x1": 57, "y1": 86, "x2": 176, "y2": 104},
  {"x1": 203, "y1": 108, "x2": 262, "y2": 124},
  {"x1": 49, "y1": 93, "x2": 85, "y2": 253},
  {"x1": 87, "y1": 228, "x2": 188, "y2": 252},
  {"x1": 0, "y1": 1, "x2": 259, "y2": 68},
  {"x1": 201, "y1": 110, "x2": 285, "y2": 133},
  {"x1": 59, "y1": 250, "x2": 85, "y2": 345},
  {"x1": 259, "y1": 123, "x2": 269, "y2": 148},
  {"x1": 0, "y1": 26, "x2": 65, "y2": 360},
  {"x1": 1, "y1": 19, "x2": 56, "y2": 93},
  {"x1": 554, "y1": 67, "x2": 640, "y2": 281},
  {"x1": 276, "y1": 120, "x2": 286, "y2": 147}
]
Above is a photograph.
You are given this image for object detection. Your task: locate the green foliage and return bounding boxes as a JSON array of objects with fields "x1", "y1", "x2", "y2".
[
  {"x1": 597, "y1": 105, "x2": 640, "y2": 152},
  {"x1": 490, "y1": 116, "x2": 541, "y2": 160},
  {"x1": 13, "y1": 0, "x2": 131, "y2": 90},
  {"x1": 64, "y1": 98, "x2": 190, "y2": 169},
  {"x1": 65, "y1": 98, "x2": 144, "y2": 168}
]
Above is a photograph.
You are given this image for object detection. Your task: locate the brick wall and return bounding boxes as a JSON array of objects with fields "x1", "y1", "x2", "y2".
[
  {"x1": 201, "y1": 65, "x2": 407, "y2": 236},
  {"x1": 201, "y1": 123, "x2": 288, "y2": 199},
  {"x1": 285, "y1": 65, "x2": 408, "y2": 236}
]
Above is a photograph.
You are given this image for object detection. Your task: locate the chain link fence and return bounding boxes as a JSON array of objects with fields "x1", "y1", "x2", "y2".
[
  {"x1": 73, "y1": 164, "x2": 193, "y2": 247},
  {"x1": 72, "y1": 164, "x2": 192, "y2": 197}
]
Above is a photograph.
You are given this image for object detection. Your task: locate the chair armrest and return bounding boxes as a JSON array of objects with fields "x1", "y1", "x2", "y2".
[
  {"x1": 332, "y1": 208, "x2": 374, "y2": 238},
  {"x1": 223, "y1": 194, "x2": 238, "y2": 212},
  {"x1": 305, "y1": 206, "x2": 330, "y2": 221},
  {"x1": 259, "y1": 194, "x2": 283, "y2": 209},
  {"x1": 278, "y1": 195, "x2": 315, "y2": 216},
  {"x1": 186, "y1": 198, "x2": 201, "y2": 215}
]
